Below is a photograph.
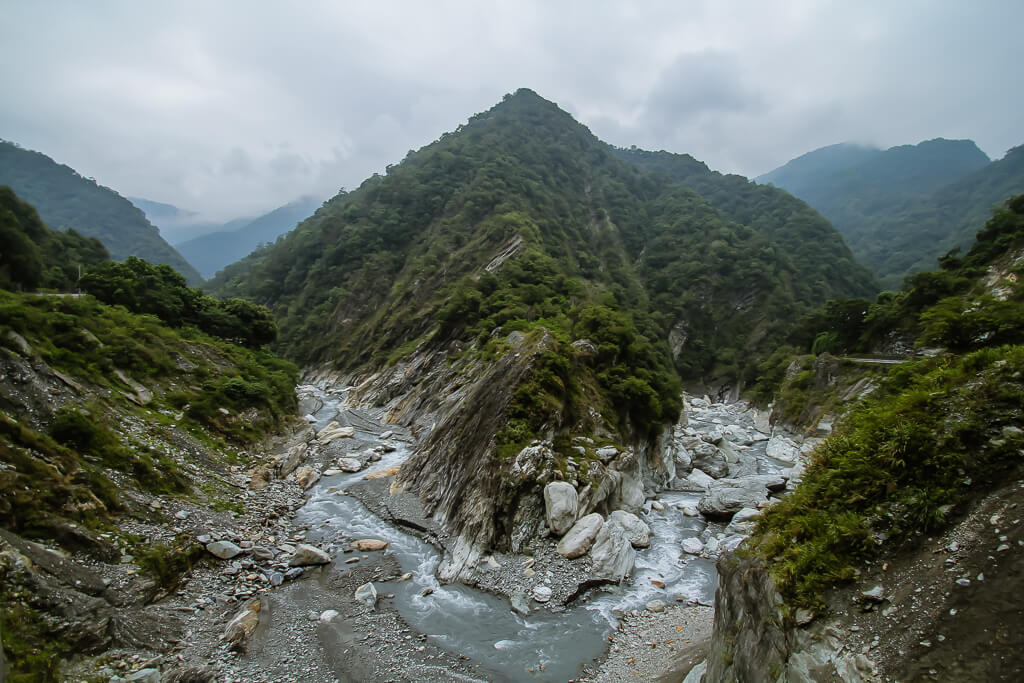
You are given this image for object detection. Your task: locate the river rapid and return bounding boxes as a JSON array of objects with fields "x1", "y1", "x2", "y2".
[{"x1": 292, "y1": 385, "x2": 780, "y2": 682}]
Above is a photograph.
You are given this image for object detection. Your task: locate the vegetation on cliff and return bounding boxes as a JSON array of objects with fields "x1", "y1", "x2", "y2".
[{"x1": 748, "y1": 195, "x2": 1024, "y2": 611}]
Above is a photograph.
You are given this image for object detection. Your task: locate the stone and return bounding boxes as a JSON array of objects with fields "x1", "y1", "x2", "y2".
[
  {"x1": 288, "y1": 544, "x2": 331, "y2": 566},
  {"x1": 126, "y1": 669, "x2": 161, "y2": 683},
  {"x1": 363, "y1": 465, "x2": 401, "y2": 479},
  {"x1": 697, "y1": 479, "x2": 771, "y2": 520},
  {"x1": 732, "y1": 507, "x2": 762, "y2": 524},
  {"x1": 680, "y1": 504, "x2": 699, "y2": 517},
  {"x1": 532, "y1": 585, "x2": 553, "y2": 603},
  {"x1": 719, "y1": 534, "x2": 747, "y2": 552},
  {"x1": 269, "y1": 572, "x2": 284, "y2": 586},
  {"x1": 317, "y1": 423, "x2": 355, "y2": 444},
  {"x1": 174, "y1": 510, "x2": 189, "y2": 520},
  {"x1": 590, "y1": 518, "x2": 636, "y2": 581},
  {"x1": 223, "y1": 598, "x2": 262, "y2": 651},
  {"x1": 318, "y1": 609, "x2": 339, "y2": 623},
  {"x1": 355, "y1": 582, "x2": 378, "y2": 609},
  {"x1": 681, "y1": 537, "x2": 704, "y2": 555},
  {"x1": 795, "y1": 608, "x2": 815, "y2": 625},
  {"x1": 646, "y1": 599, "x2": 666, "y2": 613},
  {"x1": 595, "y1": 445, "x2": 619, "y2": 461},
  {"x1": 650, "y1": 500, "x2": 665, "y2": 512},
  {"x1": 350, "y1": 539, "x2": 389, "y2": 551},
  {"x1": 510, "y1": 590, "x2": 531, "y2": 616},
  {"x1": 380, "y1": 430, "x2": 394, "y2": 440},
  {"x1": 206, "y1": 540, "x2": 243, "y2": 560},
  {"x1": 323, "y1": 468, "x2": 343, "y2": 476},
  {"x1": 556, "y1": 513, "x2": 604, "y2": 558},
  {"x1": 284, "y1": 567, "x2": 304, "y2": 581},
  {"x1": 765, "y1": 434, "x2": 800, "y2": 464},
  {"x1": 862, "y1": 585, "x2": 885, "y2": 602},
  {"x1": 690, "y1": 442, "x2": 729, "y2": 478},
  {"x1": 686, "y1": 468, "x2": 716, "y2": 490},
  {"x1": 295, "y1": 465, "x2": 320, "y2": 489},
  {"x1": 608, "y1": 510, "x2": 651, "y2": 549},
  {"x1": 543, "y1": 481, "x2": 579, "y2": 536},
  {"x1": 337, "y1": 457, "x2": 363, "y2": 473}
]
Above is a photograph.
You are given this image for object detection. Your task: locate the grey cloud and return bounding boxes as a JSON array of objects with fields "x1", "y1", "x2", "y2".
[{"x1": 0, "y1": 1, "x2": 1022, "y2": 218}]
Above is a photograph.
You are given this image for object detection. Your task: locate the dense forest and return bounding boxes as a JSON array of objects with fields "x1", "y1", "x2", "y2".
[
  {"x1": 758, "y1": 138, "x2": 1024, "y2": 288},
  {"x1": 0, "y1": 140, "x2": 202, "y2": 284},
  {"x1": 209, "y1": 89, "x2": 875, "y2": 451}
]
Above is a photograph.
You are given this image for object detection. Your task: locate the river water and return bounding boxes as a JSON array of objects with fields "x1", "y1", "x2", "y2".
[{"x1": 295, "y1": 387, "x2": 723, "y2": 682}]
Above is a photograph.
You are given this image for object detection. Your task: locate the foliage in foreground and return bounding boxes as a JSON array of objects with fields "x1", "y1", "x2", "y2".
[{"x1": 750, "y1": 346, "x2": 1024, "y2": 610}]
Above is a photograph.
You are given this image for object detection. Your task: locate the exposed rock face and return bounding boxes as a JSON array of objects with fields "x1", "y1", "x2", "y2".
[
  {"x1": 555, "y1": 513, "x2": 603, "y2": 558},
  {"x1": 544, "y1": 481, "x2": 579, "y2": 536},
  {"x1": 706, "y1": 553, "x2": 878, "y2": 682},
  {"x1": 590, "y1": 517, "x2": 636, "y2": 581}
]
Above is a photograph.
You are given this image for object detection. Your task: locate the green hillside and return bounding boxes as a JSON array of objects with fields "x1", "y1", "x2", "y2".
[
  {"x1": 0, "y1": 141, "x2": 202, "y2": 284},
  {"x1": 757, "y1": 138, "x2": 1024, "y2": 288},
  {"x1": 210, "y1": 89, "x2": 877, "y2": 410}
]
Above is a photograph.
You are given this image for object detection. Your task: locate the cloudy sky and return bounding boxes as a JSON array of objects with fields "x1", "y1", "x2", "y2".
[{"x1": 1, "y1": 1, "x2": 1021, "y2": 221}]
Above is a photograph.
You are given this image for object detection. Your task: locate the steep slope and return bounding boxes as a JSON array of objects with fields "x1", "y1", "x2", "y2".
[
  {"x1": 0, "y1": 185, "x2": 109, "y2": 291},
  {"x1": 0, "y1": 141, "x2": 202, "y2": 284},
  {"x1": 210, "y1": 89, "x2": 879, "y2": 566},
  {"x1": 704, "y1": 195, "x2": 1024, "y2": 680},
  {"x1": 176, "y1": 196, "x2": 322, "y2": 278},
  {"x1": 757, "y1": 138, "x2": 1020, "y2": 288}
]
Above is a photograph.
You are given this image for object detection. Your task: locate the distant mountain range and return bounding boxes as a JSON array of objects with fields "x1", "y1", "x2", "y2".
[
  {"x1": 758, "y1": 138, "x2": 1024, "y2": 289},
  {"x1": 173, "y1": 196, "x2": 322, "y2": 279},
  {"x1": 0, "y1": 140, "x2": 202, "y2": 284}
]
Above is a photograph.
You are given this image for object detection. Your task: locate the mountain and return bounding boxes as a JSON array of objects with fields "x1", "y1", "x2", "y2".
[
  {"x1": 208, "y1": 89, "x2": 876, "y2": 572},
  {"x1": 130, "y1": 196, "x2": 251, "y2": 245},
  {"x1": 0, "y1": 185, "x2": 109, "y2": 291},
  {"x1": 211, "y1": 89, "x2": 876, "y2": 385},
  {"x1": 756, "y1": 138, "x2": 1022, "y2": 288},
  {"x1": 175, "y1": 196, "x2": 322, "y2": 278},
  {"x1": 0, "y1": 141, "x2": 202, "y2": 283}
]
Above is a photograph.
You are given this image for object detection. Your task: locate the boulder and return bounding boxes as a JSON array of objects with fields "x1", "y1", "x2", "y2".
[
  {"x1": 363, "y1": 465, "x2": 401, "y2": 480},
  {"x1": 672, "y1": 443, "x2": 693, "y2": 473},
  {"x1": 206, "y1": 540, "x2": 243, "y2": 560},
  {"x1": 222, "y1": 598, "x2": 262, "y2": 651},
  {"x1": 543, "y1": 481, "x2": 578, "y2": 536},
  {"x1": 690, "y1": 442, "x2": 729, "y2": 478},
  {"x1": 555, "y1": 513, "x2": 604, "y2": 558},
  {"x1": 317, "y1": 423, "x2": 356, "y2": 444},
  {"x1": 350, "y1": 539, "x2": 389, "y2": 551},
  {"x1": 337, "y1": 457, "x2": 363, "y2": 473},
  {"x1": 510, "y1": 590, "x2": 531, "y2": 616},
  {"x1": 318, "y1": 609, "x2": 339, "y2": 623},
  {"x1": 681, "y1": 537, "x2": 704, "y2": 555},
  {"x1": 532, "y1": 585, "x2": 553, "y2": 603},
  {"x1": 295, "y1": 465, "x2": 320, "y2": 490},
  {"x1": 288, "y1": 544, "x2": 331, "y2": 567},
  {"x1": 127, "y1": 669, "x2": 161, "y2": 683},
  {"x1": 646, "y1": 599, "x2": 666, "y2": 613},
  {"x1": 614, "y1": 473, "x2": 645, "y2": 512},
  {"x1": 765, "y1": 434, "x2": 800, "y2": 464},
  {"x1": 686, "y1": 468, "x2": 716, "y2": 490},
  {"x1": 697, "y1": 479, "x2": 770, "y2": 520},
  {"x1": 732, "y1": 507, "x2": 762, "y2": 524},
  {"x1": 355, "y1": 582, "x2": 378, "y2": 609},
  {"x1": 609, "y1": 510, "x2": 651, "y2": 549},
  {"x1": 591, "y1": 518, "x2": 636, "y2": 581}
]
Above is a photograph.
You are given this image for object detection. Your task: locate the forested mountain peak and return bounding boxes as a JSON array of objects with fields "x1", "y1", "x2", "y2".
[
  {"x1": 211, "y1": 89, "x2": 875, "y2": 395},
  {"x1": 0, "y1": 140, "x2": 202, "y2": 284},
  {"x1": 755, "y1": 136, "x2": 1015, "y2": 288}
]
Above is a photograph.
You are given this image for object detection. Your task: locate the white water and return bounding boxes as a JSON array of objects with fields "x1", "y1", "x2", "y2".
[{"x1": 296, "y1": 387, "x2": 720, "y2": 682}]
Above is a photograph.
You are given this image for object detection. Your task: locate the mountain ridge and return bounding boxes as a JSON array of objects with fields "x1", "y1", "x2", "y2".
[{"x1": 0, "y1": 140, "x2": 202, "y2": 284}]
